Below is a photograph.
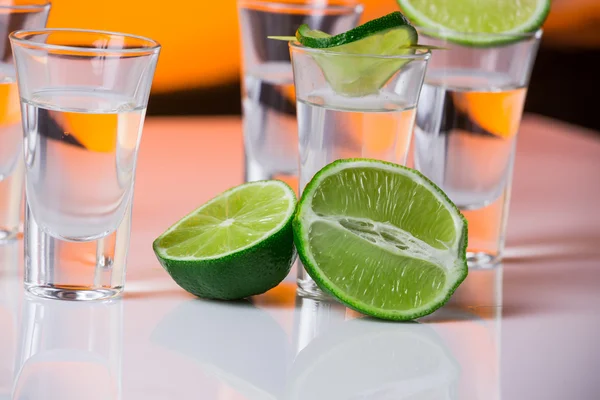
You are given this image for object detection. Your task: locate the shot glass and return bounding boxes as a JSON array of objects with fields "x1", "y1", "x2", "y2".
[
  {"x1": 10, "y1": 29, "x2": 160, "y2": 300},
  {"x1": 237, "y1": 0, "x2": 362, "y2": 190},
  {"x1": 0, "y1": 0, "x2": 50, "y2": 241},
  {"x1": 290, "y1": 42, "x2": 430, "y2": 298},
  {"x1": 412, "y1": 29, "x2": 542, "y2": 267}
]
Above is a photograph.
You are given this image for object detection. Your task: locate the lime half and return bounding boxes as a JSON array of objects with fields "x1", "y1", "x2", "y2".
[
  {"x1": 296, "y1": 12, "x2": 420, "y2": 97},
  {"x1": 397, "y1": 0, "x2": 550, "y2": 46},
  {"x1": 153, "y1": 181, "x2": 296, "y2": 300},
  {"x1": 293, "y1": 159, "x2": 468, "y2": 321}
]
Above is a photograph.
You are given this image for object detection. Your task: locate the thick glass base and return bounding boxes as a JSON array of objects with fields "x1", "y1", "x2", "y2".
[
  {"x1": 25, "y1": 283, "x2": 123, "y2": 301},
  {"x1": 297, "y1": 278, "x2": 331, "y2": 300},
  {"x1": 24, "y1": 202, "x2": 132, "y2": 302},
  {"x1": 245, "y1": 156, "x2": 270, "y2": 182},
  {"x1": 0, "y1": 228, "x2": 18, "y2": 242},
  {"x1": 467, "y1": 251, "x2": 502, "y2": 269},
  {"x1": 245, "y1": 155, "x2": 298, "y2": 191}
]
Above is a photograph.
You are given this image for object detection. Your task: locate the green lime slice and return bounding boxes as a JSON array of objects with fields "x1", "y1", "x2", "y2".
[
  {"x1": 295, "y1": 12, "x2": 420, "y2": 97},
  {"x1": 153, "y1": 180, "x2": 297, "y2": 300},
  {"x1": 293, "y1": 159, "x2": 468, "y2": 321},
  {"x1": 296, "y1": 12, "x2": 416, "y2": 49},
  {"x1": 397, "y1": 0, "x2": 550, "y2": 46}
]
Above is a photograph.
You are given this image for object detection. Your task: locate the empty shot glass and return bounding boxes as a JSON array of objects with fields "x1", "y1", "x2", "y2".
[{"x1": 10, "y1": 29, "x2": 160, "y2": 300}]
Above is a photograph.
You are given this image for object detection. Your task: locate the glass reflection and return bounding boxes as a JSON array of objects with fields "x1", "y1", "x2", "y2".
[
  {"x1": 293, "y1": 296, "x2": 346, "y2": 355},
  {"x1": 0, "y1": 241, "x2": 19, "y2": 399},
  {"x1": 431, "y1": 265, "x2": 503, "y2": 400},
  {"x1": 290, "y1": 311, "x2": 460, "y2": 399},
  {"x1": 12, "y1": 296, "x2": 123, "y2": 400},
  {"x1": 290, "y1": 264, "x2": 503, "y2": 400}
]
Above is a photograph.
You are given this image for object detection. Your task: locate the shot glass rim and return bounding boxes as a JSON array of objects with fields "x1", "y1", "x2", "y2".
[
  {"x1": 289, "y1": 40, "x2": 430, "y2": 60},
  {"x1": 237, "y1": 0, "x2": 363, "y2": 14},
  {"x1": 9, "y1": 28, "x2": 161, "y2": 55},
  {"x1": 0, "y1": 0, "x2": 50, "y2": 11},
  {"x1": 416, "y1": 26, "x2": 543, "y2": 42}
]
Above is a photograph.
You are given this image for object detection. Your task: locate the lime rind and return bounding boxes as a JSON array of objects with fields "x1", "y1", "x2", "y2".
[
  {"x1": 293, "y1": 11, "x2": 422, "y2": 97},
  {"x1": 397, "y1": 0, "x2": 550, "y2": 46},
  {"x1": 293, "y1": 159, "x2": 468, "y2": 321},
  {"x1": 296, "y1": 12, "x2": 414, "y2": 49},
  {"x1": 153, "y1": 180, "x2": 297, "y2": 261},
  {"x1": 153, "y1": 180, "x2": 297, "y2": 300}
]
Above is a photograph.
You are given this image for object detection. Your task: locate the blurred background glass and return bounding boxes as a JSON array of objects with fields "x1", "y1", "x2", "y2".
[{"x1": 44, "y1": 0, "x2": 600, "y2": 131}]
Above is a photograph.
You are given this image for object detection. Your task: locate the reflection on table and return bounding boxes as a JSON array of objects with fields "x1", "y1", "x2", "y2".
[
  {"x1": 291, "y1": 266, "x2": 503, "y2": 400},
  {"x1": 0, "y1": 241, "x2": 19, "y2": 400},
  {"x1": 12, "y1": 296, "x2": 123, "y2": 400},
  {"x1": 145, "y1": 265, "x2": 503, "y2": 400}
]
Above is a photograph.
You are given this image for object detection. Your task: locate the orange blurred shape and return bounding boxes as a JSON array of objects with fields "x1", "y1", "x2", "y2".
[
  {"x1": 0, "y1": 82, "x2": 20, "y2": 126},
  {"x1": 46, "y1": 0, "x2": 593, "y2": 95},
  {"x1": 452, "y1": 88, "x2": 526, "y2": 139},
  {"x1": 253, "y1": 281, "x2": 297, "y2": 308},
  {"x1": 543, "y1": 0, "x2": 600, "y2": 48},
  {"x1": 54, "y1": 109, "x2": 143, "y2": 153},
  {"x1": 59, "y1": 112, "x2": 119, "y2": 152},
  {"x1": 461, "y1": 194, "x2": 504, "y2": 256},
  {"x1": 45, "y1": 0, "x2": 395, "y2": 94},
  {"x1": 280, "y1": 83, "x2": 296, "y2": 105},
  {"x1": 341, "y1": 107, "x2": 415, "y2": 160},
  {"x1": 47, "y1": 1, "x2": 241, "y2": 93}
]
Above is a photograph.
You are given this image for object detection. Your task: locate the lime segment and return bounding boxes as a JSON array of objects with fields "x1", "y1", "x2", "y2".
[
  {"x1": 397, "y1": 0, "x2": 550, "y2": 45},
  {"x1": 293, "y1": 159, "x2": 468, "y2": 320},
  {"x1": 295, "y1": 12, "x2": 420, "y2": 97},
  {"x1": 296, "y1": 12, "x2": 416, "y2": 49},
  {"x1": 153, "y1": 180, "x2": 297, "y2": 300}
]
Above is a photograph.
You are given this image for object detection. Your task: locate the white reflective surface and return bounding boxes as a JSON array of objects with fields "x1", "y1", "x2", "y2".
[
  {"x1": 1, "y1": 116, "x2": 599, "y2": 399},
  {"x1": 2, "y1": 257, "x2": 598, "y2": 399}
]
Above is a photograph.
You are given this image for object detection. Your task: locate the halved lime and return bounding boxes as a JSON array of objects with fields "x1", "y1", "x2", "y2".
[
  {"x1": 153, "y1": 181, "x2": 296, "y2": 300},
  {"x1": 397, "y1": 0, "x2": 550, "y2": 46},
  {"x1": 295, "y1": 12, "x2": 420, "y2": 97},
  {"x1": 293, "y1": 159, "x2": 468, "y2": 321}
]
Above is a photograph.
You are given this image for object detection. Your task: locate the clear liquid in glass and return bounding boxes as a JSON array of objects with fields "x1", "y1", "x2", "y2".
[
  {"x1": 297, "y1": 89, "x2": 416, "y2": 295},
  {"x1": 22, "y1": 89, "x2": 145, "y2": 241},
  {"x1": 414, "y1": 69, "x2": 526, "y2": 264},
  {"x1": 22, "y1": 88, "x2": 145, "y2": 299}
]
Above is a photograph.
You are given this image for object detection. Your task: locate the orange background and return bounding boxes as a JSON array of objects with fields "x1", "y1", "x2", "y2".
[{"x1": 45, "y1": 0, "x2": 600, "y2": 94}]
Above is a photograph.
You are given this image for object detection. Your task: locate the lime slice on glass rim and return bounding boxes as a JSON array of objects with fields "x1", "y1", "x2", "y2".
[
  {"x1": 153, "y1": 181, "x2": 296, "y2": 300},
  {"x1": 293, "y1": 159, "x2": 468, "y2": 321},
  {"x1": 292, "y1": 12, "x2": 427, "y2": 97},
  {"x1": 397, "y1": 0, "x2": 550, "y2": 46}
]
